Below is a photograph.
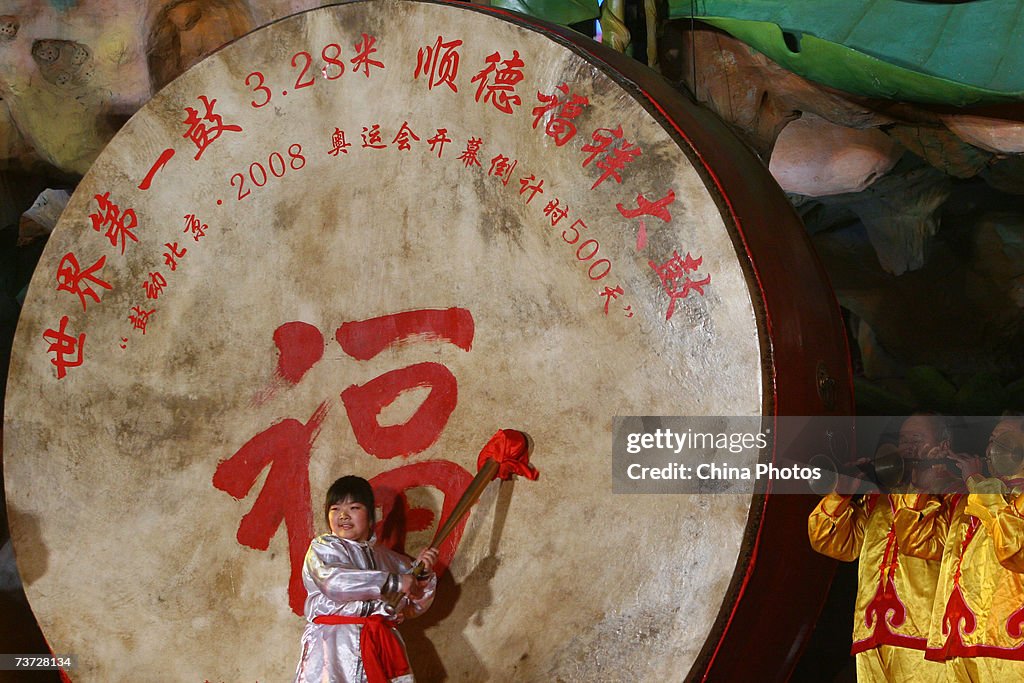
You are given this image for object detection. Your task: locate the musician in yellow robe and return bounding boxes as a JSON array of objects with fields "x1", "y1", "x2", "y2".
[
  {"x1": 903, "y1": 416, "x2": 1024, "y2": 682},
  {"x1": 809, "y1": 414, "x2": 952, "y2": 682}
]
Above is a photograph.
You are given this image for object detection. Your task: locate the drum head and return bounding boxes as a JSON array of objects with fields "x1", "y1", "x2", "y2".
[{"x1": 4, "y1": 2, "x2": 845, "y2": 680}]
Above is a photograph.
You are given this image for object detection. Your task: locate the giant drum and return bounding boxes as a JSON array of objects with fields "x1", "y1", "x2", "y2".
[{"x1": 4, "y1": 1, "x2": 851, "y2": 681}]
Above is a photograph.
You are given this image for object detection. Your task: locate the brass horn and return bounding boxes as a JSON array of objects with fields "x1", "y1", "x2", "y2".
[{"x1": 809, "y1": 443, "x2": 905, "y2": 495}]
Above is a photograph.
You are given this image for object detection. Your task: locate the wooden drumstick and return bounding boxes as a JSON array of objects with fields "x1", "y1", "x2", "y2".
[{"x1": 385, "y1": 429, "x2": 538, "y2": 610}]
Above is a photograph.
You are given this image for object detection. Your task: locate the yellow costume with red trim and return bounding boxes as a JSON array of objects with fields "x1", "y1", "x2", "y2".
[
  {"x1": 911, "y1": 478, "x2": 1024, "y2": 681},
  {"x1": 809, "y1": 493, "x2": 946, "y2": 682}
]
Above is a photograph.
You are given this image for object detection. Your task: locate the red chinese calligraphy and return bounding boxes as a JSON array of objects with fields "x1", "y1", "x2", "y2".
[
  {"x1": 183, "y1": 95, "x2": 243, "y2": 161},
  {"x1": 471, "y1": 50, "x2": 524, "y2": 114},
  {"x1": 336, "y1": 308, "x2": 474, "y2": 459},
  {"x1": 593, "y1": 145, "x2": 642, "y2": 189},
  {"x1": 138, "y1": 147, "x2": 175, "y2": 191},
  {"x1": 488, "y1": 154, "x2": 518, "y2": 186},
  {"x1": 351, "y1": 33, "x2": 385, "y2": 78},
  {"x1": 532, "y1": 84, "x2": 589, "y2": 146},
  {"x1": 543, "y1": 198, "x2": 570, "y2": 226},
  {"x1": 617, "y1": 189, "x2": 677, "y2": 223},
  {"x1": 600, "y1": 285, "x2": 624, "y2": 315},
  {"x1": 519, "y1": 174, "x2": 544, "y2": 203},
  {"x1": 392, "y1": 122, "x2": 421, "y2": 151},
  {"x1": 142, "y1": 272, "x2": 168, "y2": 300},
  {"x1": 274, "y1": 321, "x2": 324, "y2": 385},
  {"x1": 213, "y1": 401, "x2": 329, "y2": 615},
  {"x1": 163, "y1": 242, "x2": 187, "y2": 271},
  {"x1": 55, "y1": 252, "x2": 112, "y2": 312},
  {"x1": 581, "y1": 126, "x2": 641, "y2": 189},
  {"x1": 89, "y1": 191, "x2": 138, "y2": 255},
  {"x1": 216, "y1": 308, "x2": 475, "y2": 615},
  {"x1": 370, "y1": 460, "x2": 474, "y2": 576},
  {"x1": 619, "y1": 189, "x2": 677, "y2": 252},
  {"x1": 129, "y1": 306, "x2": 155, "y2": 334},
  {"x1": 334, "y1": 308, "x2": 474, "y2": 360},
  {"x1": 341, "y1": 363, "x2": 457, "y2": 460},
  {"x1": 649, "y1": 251, "x2": 711, "y2": 320},
  {"x1": 427, "y1": 128, "x2": 452, "y2": 158},
  {"x1": 581, "y1": 126, "x2": 623, "y2": 166},
  {"x1": 184, "y1": 213, "x2": 208, "y2": 241},
  {"x1": 415, "y1": 35, "x2": 462, "y2": 93},
  {"x1": 361, "y1": 125, "x2": 387, "y2": 149},
  {"x1": 458, "y1": 137, "x2": 483, "y2": 168},
  {"x1": 42, "y1": 315, "x2": 84, "y2": 379},
  {"x1": 328, "y1": 128, "x2": 351, "y2": 156}
]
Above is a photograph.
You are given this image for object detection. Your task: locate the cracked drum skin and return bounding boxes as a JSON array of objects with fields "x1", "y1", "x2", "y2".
[{"x1": 3, "y1": 1, "x2": 850, "y2": 681}]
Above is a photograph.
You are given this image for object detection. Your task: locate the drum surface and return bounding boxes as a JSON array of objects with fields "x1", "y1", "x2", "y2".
[{"x1": 3, "y1": 2, "x2": 848, "y2": 681}]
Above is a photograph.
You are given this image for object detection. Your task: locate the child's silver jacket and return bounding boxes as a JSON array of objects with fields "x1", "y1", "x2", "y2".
[{"x1": 294, "y1": 533, "x2": 436, "y2": 683}]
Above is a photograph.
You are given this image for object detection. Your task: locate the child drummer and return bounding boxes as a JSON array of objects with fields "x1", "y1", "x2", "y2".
[{"x1": 294, "y1": 476, "x2": 439, "y2": 683}]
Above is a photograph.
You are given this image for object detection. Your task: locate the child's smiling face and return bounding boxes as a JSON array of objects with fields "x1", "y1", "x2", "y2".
[{"x1": 328, "y1": 499, "x2": 371, "y2": 542}]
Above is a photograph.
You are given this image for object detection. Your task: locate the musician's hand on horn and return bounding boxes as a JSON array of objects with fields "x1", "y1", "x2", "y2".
[
  {"x1": 948, "y1": 450, "x2": 984, "y2": 481},
  {"x1": 846, "y1": 456, "x2": 876, "y2": 493},
  {"x1": 831, "y1": 456, "x2": 877, "y2": 496}
]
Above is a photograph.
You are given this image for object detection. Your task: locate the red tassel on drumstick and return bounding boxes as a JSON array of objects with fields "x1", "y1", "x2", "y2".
[{"x1": 385, "y1": 429, "x2": 537, "y2": 610}]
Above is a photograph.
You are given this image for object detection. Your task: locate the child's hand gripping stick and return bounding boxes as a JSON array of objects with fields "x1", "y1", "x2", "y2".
[{"x1": 384, "y1": 429, "x2": 538, "y2": 612}]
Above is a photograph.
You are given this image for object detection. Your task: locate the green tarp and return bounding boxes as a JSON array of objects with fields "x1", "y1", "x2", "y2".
[
  {"x1": 491, "y1": 0, "x2": 601, "y2": 27},
  {"x1": 669, "y1": 0, "x2": 1024, "y2": 105}
]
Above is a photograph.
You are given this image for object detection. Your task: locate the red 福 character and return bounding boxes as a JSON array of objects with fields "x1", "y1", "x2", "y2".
[
  {"x1": 213, "y1": 309, "x2": 473, "y2": 615},
  {"x1": 213, "y1": 402, "x2": 330, "y2": 615},
  {"x1": 392, "y1": 122, "x2": 421, "y2": 151},
  {"x1": 532, "y1": 84, "x2": 589, "y2": 146},
  {"x1": 273, "y1": 321, "x2": 324, "y2": 385},
  {"x1": 649, "y1": 251, "x2": 711, "y2": 320},
  {"x1": 351, "y1": 33, "x2": 385, "y2": 78},
  {"x1": 458, "y1": 137, "x2": 483, "y2": 167},
  {"x1": 370, "y1": 461, "x2": 474, "y2": 577},
  {"x1": 42, "y1": 315, "x2": 85, "y2": 379},
  {"x1": 471, "y1": 50, "x2": 524, "y2": 114},
  {"x1": 89, "y1": 191, "x2": 138, "y2": 255},
  {"x1": 336, "y1": 308, "x2": 474, "y2": 460},
  {"x1": 55, "y1": 252, "x2": 112, "y2": 312},
  {"x1": 415, "y1": 36, "x2": 462, "y2": 92},
  {"x1": 182, "y1": 95, "x2": 243, "y2": 161},
  {"x1": 428, "y1": 128, "x2": 452, "y2": 158}
]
